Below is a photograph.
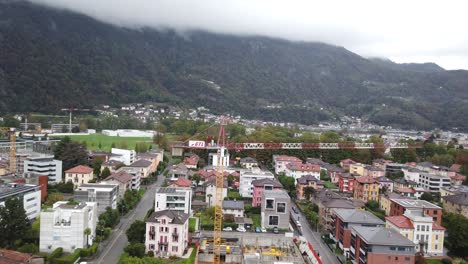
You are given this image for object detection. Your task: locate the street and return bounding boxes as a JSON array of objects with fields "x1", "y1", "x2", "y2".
[
  {"x1": 91, "y1": 172, "x2": 165, "y2": 264},
  {"x1": 291, "y1": 205, "x2": 340, "y2": 264}
]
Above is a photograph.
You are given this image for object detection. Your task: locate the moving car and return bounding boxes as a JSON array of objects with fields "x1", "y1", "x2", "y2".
[{"x1": 236, "y1": 226, "x2": 247, "y2": 232}]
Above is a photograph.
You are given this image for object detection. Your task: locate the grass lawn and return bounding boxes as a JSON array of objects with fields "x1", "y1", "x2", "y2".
[
  {"x1": 248, "y1": 213, "x2": 261, "y2": 228},
  {"x1": 56, "y1": 133, "x2": 152, "y2": 151},
  {"x1": 427, "y1": 260, "x2": 443, "y2": 264},
  {"x1": 227, "y1": 189, "x2": 242, "y2": 200},
  {"x1": 323, "y1": 181, "x2": 338, "y2": 189},
  {"x1": 189, "y1": 218, "x2": 197, "y2": 232}
]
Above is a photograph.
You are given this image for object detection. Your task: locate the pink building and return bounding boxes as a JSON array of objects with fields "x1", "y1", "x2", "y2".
[
  {"x1": 252, "y1": 178, "x2": 283, "y2": 207},
  {"x1": 145, "y1": 210, "x2": 189, "y2": 258},
  {"x1": 363, "y1": 165, "x2": 385, "y2": 178}
]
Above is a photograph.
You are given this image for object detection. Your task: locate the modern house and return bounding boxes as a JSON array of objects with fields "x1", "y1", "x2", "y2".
[
  {"x1": 74, "y1": 183, "x2": 119, "y2": 215},
  {"x1": 261, "y1": 189, "x2": 291, "y2": 229},
  {"x1": 418, "y1": 173, "x2": 451, "y2": 192},
  {"x1": 110, "y1": 148, "x2": 136, "y2": 166},
  {"x1": 24, "y1": 156, "x2": 62, "y2": 184},
  {"x1": 0, "y1": 183, "x2": 41, "y2": 219},
  {"x1": 389, "y1": 199, "x2": 442, "y2": 225},
  {"x1": 39, "y1": 201, "x2": 97, "y2": 253},
  {"x1": 252, "y1": 178, "x2": 283, "y2": 207},
  {"x1": 64, "y1": 165, "x2": 94, "y2": 188},
  {"x1": 145, "y1": 210, "x2": 189, "y2": 258},
  {"x1": 239, "y1": 169, "x2": 274, "y2": 197},
  {"x1": 205, "y1": 177, "x2": 228, "y2": 206},
  {"x1": 155, "y1": 187, "x2": 192, "y2": 215}
]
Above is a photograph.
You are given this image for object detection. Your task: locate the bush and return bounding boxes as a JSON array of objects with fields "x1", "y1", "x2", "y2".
[
  {"x1": 80, "y1": 243, "x2": 99, "y2": 257},
  {"x1": 48, "y1": 247, "x2": 63, "y2": 260},
  {"x1": 441, "y1": 258, "x2": 453, "y2": 264},
  {"x1": 53, "y1": 249, "x2": 81, "y2": 264},
  {"x1": 17, "y1": 243, "x2": 39, "y2": 254},
  {"x1": 124, "y1": 242, "x2": 146, "y2": 258}
]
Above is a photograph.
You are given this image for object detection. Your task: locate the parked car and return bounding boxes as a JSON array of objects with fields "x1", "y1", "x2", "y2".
[
  {"x1": 255, "y1": 226, "x2": 262, "y2": 233},
  {"x1": 236, "y1": 226, "x2": 247, "y2": 232},
  {"x1": 222, "y1": 227, "x2": 233, "y2": 231},
  {"x1": 273, "y1": 227, "x2": 279, "y2": 234},
  {"x1": 296, "y1": 221, "x2": 302, "y2": 229},
  {"x1": 261, "y1": 227, "x2": 267, "y2": 233}
]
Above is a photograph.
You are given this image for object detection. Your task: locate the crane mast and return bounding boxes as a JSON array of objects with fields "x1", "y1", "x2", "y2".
[{"x1": 213, "y1": 118, "x2": 226, "y2": 264}]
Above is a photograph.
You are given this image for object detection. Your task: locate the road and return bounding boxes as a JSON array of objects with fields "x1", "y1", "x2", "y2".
[
  {"x1": 291, "y1": 205, "x2": 340, "y2": 264},
  {"x1": 92, "y1": 172, "x2": 165, "y2": 264}
]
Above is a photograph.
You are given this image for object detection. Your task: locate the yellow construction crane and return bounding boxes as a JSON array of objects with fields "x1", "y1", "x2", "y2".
[{"x1": 0, "y1": 127, "x2": 16, "y2": 173}]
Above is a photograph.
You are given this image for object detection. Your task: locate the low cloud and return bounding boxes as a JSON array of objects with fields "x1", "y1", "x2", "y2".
[{"x1": 29, "y1": 0, "x2": 468, "y2": 69}]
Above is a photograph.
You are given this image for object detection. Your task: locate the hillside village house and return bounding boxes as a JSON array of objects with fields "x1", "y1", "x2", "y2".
[
  {"x1": 273, "y1": 155, "x2": 302, "y2": 174},
  {"x1": 240, "y1": 157, "x2": 258, "y2": 169},
  {"x1": 296, "y1": 175, "x2": 324, "y2": 200},
  {"x1": 284, "y1": 162, "x2": 321, "y2": 183},
  {"x1": 340, "y1": 159, "x2": 357, "y2": 172},
  {"x1": 222, "y1": 200, "x2": 244, "y2": 217},
  {"x1": 442, "y1": 193, "x2": 468, "y2": 218},
  {"x1": 183, "y1": 154, "x2": 199, "y2": 169},
  {"x1": 353, "y1": 176, "x2": 379, "y2": 202},
  {"x1": 64, "y1": 165, "x2": 94, "y2": 188}
]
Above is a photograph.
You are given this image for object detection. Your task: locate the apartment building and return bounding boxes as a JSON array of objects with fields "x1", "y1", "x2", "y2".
[
  {"x1": 39, "y1": 201, "x2": 97, "y2": 253},
  {"x1": 340, "y1": 159, "x2": 357, "y2": 172},
  {"x1": 205, "y1": 177, "x2": 228, "y2": 206},
  {"x1": 379, "y1": 192, "x2": 407, "y2": 216},
  {"x1": 375, "y1": 176, "x2": 394, "y2": 192},
  {"x1": 442, "y1": 193, "x2": 468, "y2": 218},
  {"x1": 353, "y1": 176, "x2": 379, "y2": 202},
  {"x1": 273, "y1": 155, "x2": 302, "y2": 174},
  {"x1": 386, "y1": 208, "x2": 445, "y2": 255},
  {"x1": 240, "y1": 157, "x2": 258, "y2": 169},
  {"x1": 331, "y1": 208, "x2": 384, "y2": 256},
  {"x1": 110, "y1": 148, "x2": 136, "y2": 165},
  {"x1": 64, "y1": 165, "x2": 94, "y2": 188},
  {"x1": 126, "y1": 159, "x2": 153, "y2": 179},
  {"x1": 251, "y1": 178, "x2": 283, "y2": 207},
  {"x1": 296, "y1": 175, "x2": 324, "y2": 200},
  {"x1": 116, "y1": 167, "x2": 141, "y2": 191},
  {"x1": 239, "y1": 169, "x2": 274, "y2": 197},
  {"x1": 155, "y1": 187, "x2": 192, "y2": 215},
  {"x1": 261, "y1": 189, "x2": 291, "y2": 229},
  {"x1": 363, "y1": 165, "x2": 385, "y2": 178},
  {"x1": 419, "y1": 173, "x2": 451, "y2": 192},
  {"x1": 338, "y1": 173, "x2": 356, "y2": 193},
  {"x1": 389, "y1": 199, "x2": 442, "y2": 225},
  {"x1": 24, "y1": 156, "x2": 62, "y2": 184},
  {"x1": 349, "y1": 163, "x2": 365, "y2": 176},
  {"x1": 102, "y1": 171, "x2": 132, "y2": 199},
  {"x1": 74, "y1": 183, "x2": 119, "y2": 215},
  {"x1": 145, "y1": 210, "x2": 189, "y2": 258},
  {"x1": 350, "y1": 226, "x2": 416, "y2": 264},
  {"x1": 0, "y1": 183, "x2": 41, "y2": 219},
  {"x1": 284, "y1": 162, "x2": 321, "y2": 183}
]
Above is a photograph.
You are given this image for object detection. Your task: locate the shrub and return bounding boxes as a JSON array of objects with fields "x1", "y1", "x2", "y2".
[
  {"x1": 441, "y1": 259, "x2": 452, "y2": 264},
  {"x1": 48, "y1": 247, "x2": 63, "y2": 260}
]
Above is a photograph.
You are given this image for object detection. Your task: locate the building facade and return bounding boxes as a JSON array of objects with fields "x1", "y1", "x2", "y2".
[
  {"x1": 353, "y1": 176, "x2": 379, "y2": 202},
  {"x1": 273, "y1": 155, "x2": 302, "y2": 174},
  {"x1": 442, "y1": 193, "x2": 468, "y2": 218},
  {"x1": 0, "y1": 183, "x2": 41, "y2": 219},
  {"x1": 74, "y1": 183, "x2": 119, "y2": 215},
  {"x1": 389, "y1": 199, "x2": 443, "y2": 225},
  {"x1": 24, "y1": 156, "x2": 62, "y2": 184},
  {"x1": 252, "y1": 178, "x2": 283, "y2": 206},
  {"x1": 261, "y1": 189, "x2": 291, "y2": 229},
  {"x1": 155, "y1": 187, "x2": 192, "y2": 215},
  {"x1": 296, "y1": 175, "x2": 324, "y2": 200},
  {"x1": 239, "y1": 169, "x2": 274, "y2": 197},
  {"x1": 110, "y1": 148, "x2": 136, "y2": 165},
  {"x1": 64, "y1": 165, "x2": 94, "y2": 188}
]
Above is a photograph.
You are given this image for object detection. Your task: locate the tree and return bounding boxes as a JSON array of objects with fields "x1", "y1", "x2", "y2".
[
  {"x1": 1, "y1": 115, "x2": 20, "y2": 128},
  {"x1": 101, "y1": 167, "x2": 111, "y2": 179},
  {"x1": 207, "y1": 194, "x2": 213, "y2": 207},
  {"x1": 54, "y1": 137, "x2": 88, "y2": 171},
  {"x1": 46, "y1": 192, "x2": 64, "y2": 206},
  {"x1": 227, "y1": 174, "x2": 235, "y2": 187},
  {"x1": 0, "y1": 198, "x2": 29, "y2": 247},
  {"x1": 278, "y1": 175, "x2": 296, "y2": 198},
  {"x1": 126, "y1": 220, "x2": 146, "y2": 243},
  {"x1": 320, "y1": 169, "x2": 330, "y2": 181},
  {"x1": 92, "y1": 159, "x2": 102, "y2": 179},
  {"x1": 124, "y1": 242, "x2": 146, "y2": 258},
  {"x1": 303, "y1": 187, "x2": 315, "y2": 200},
  {"x1": 442, "y1": 213, "x2": 468, "y2": 258},
  {"x1": 420, "y1": 192, "x2": 434, "y2": 202},
  {"x1": 84, "y1": 228, "x2": 91, "y2": 248}
]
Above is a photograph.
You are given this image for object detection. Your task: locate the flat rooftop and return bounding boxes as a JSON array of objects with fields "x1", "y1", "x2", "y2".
[
  {"x1": 391, "y1": 198, "x2": 441, "y2": 209},
  {"x1": 0, "y1": 183, "x2": 39, "y2": 200},
  {"x1": 157, "y1": 187, "x2": 189, "y2": 194},
  {"x1": 263, "y1": 189, "x2": 290, "y2": 199}
]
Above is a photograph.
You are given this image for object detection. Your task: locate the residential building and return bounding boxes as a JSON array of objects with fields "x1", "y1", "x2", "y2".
[
  {"x1": 74, "y1": 183, "x2": 119, "y2": 215},
  {"x1": 222, "y1": 200, "x2": 244, "y2": 217},
  {"x1": 402, "y1": 167, "x2": 425, "y2": 183},
  {"x1": 394, "y1": 178, "x2": 419, "y2": 189},
  {"x1": 386, "y1": 209, "x2": 445, "y2": 255},
  {"x1": 340, "y1": 159, "x2": 357, "y2": 172},
  {"x1": 449, "y1": 174, "x2": 466, "y2": 186},
  {"x1": 252, "y1": 178, "x2": 283, "y2": 207},
  {"x1": 440, "y1": 185, "x2": 468, "y2": 202},
  {"x1": 169, "y1": 178, "x2": 192, "y2": 188},
  {"x1": 379, "y1": 192, "x2": 407, "y2": 216},
  {"x1": 363, "y1": 165, "x2": 385, "y2": 178},
  {"x1": 183, "y1": 154, "x2": 199, "y2": 169},
  {"x1": 240, "y1": 157, "x2": 258, "y2": 169},
  {"x1": 117, "y1": 167, "x2": 141, "y2": 190},
  {"x1": 349, "y1": 163, "x2": 365, "y2": 176},
  {"x1": 169, "y1": 163, "x2": 194, "y2": 181},
  {"x1": 0, "y1": 162, "x2": 6, "y2": 176},
  {"x1": 372, "y1": 159, "x2": 393, "y2": 169},
  {"x1": 64, "y1": 165, "x2": 94, "y2": 188},
  {"x1": 375, "y1": 176, "x2": 394, "y2": 192},
  {"x1": 136, "y1": 152, "x2": 160, "y2": 173},
  {"x1": 338, "y1": 173, "x2": 356, "y2": 193},
  {"x1": 155, "y1": 187, "x2": 192, "y2": 215},
  {"x1": 208, "y1": 152, "x2": 229, "y2": 167},
  {"x1": 419, "y1": 173, "x2": 451, "y2": 192},
  {"x1": 145, "y1": 210, "x2": 189, "y2": 258},
  {"x1": 330, "y1": 208, "x2": 384, "y2": 256},
  {"x1": 389, "y1": 199, "x2": 442, "y2": 225},
  {"x1": 101, "y1": 159, "x2": 124, "y2": 173},
  {"x1": 384, "y1": 162, "x2": 406, "y2": 173},
  {"x1": 102, "y1": 171, "x2": 133, "y2": 199},
  {"x1": 239, "y1": 169, "x2": 274, "y2": 197},
  {"x1": 442, "y1": 193, "x2": 468, "y2": 218},
  {"x1": 284, "y1": 162, "x2": 321, "y2": 183},
  {"x1": 273, "y1": 155, "x2": 302, "y2": 174},
  {"x1": 261, "y1": 189, "x2": 291, "y2": 229},
  {"x1": 449, "y1": 163, "x2": 462, "y2": 173},
  {"x1": 205, "y1": 177, "x2": 228, "y2": 206},
  {"x1": 39, "y1": 201, "x2": 97, "y2": 253},
  {"x1": 350, "y1": 226, "x2": 416, "y2": 264},
  {"x1": 110, "y1": 148, "x2": 136, "y2": 165},
  {"x1": 353, "y1": 176, "x2": 379, "y2": 202},
  {"x1": 127, "y1": 159, "x2": 153, "y2": 179},
  {"x1": 0, "y1": 183, "x2": 41, "y2": 219},
  {"x1": 325, "y1": 165, "x2": 345, "y2": 183},
  {"x1": 24, "y1": 156, "x2": 62, "y2": 184},
  {"x1": 296, "y1": 175, "x2": 324, "y2": 200},
  {"x1": 318, "y1": 197, "x2": 364, "y2": 232}
]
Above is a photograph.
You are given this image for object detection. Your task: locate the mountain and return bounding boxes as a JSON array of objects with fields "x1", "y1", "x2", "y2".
[{"x1": 1, "y1": 1, "x2": 468, "y2": 131}]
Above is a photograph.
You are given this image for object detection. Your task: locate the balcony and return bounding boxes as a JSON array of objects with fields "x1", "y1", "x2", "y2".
[{"x1": 158, "y1": 241, "x2": 168, "y2": 245}]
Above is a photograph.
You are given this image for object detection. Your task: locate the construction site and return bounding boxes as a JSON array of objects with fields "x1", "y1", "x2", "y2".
[{"x1": 197, "y1": 233, "x2": 312, "y2": 264}]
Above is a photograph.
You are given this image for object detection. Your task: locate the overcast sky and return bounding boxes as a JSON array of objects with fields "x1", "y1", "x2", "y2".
[{"x1": 29, "y1": 0, "x2": 468, "y2": 70}]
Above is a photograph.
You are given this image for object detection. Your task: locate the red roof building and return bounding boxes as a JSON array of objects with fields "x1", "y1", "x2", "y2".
[
  {"x1": 64, "y1": 165, "x2": 93, "y2": 174},
  {"x1": 170, "y1": 177, "x2": 192, "y2": 188}
]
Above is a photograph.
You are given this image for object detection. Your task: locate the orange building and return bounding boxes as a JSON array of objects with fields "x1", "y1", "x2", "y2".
[{"x1": 353, "y1": 176, "x2": 379, "y2": 202}]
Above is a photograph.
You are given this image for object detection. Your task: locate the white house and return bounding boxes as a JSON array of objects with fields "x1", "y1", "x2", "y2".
[
  {"x1": 0, "y1": 183, "x2": 41, "y2": 220},
  {"x1": 110, "y1": 148, "x2": 136, "y2": 166},
  {"x1": 222, "y1": 200, "x2": 244, "y2": 217},
  {"x1": 208, "y1": 152, "x2": 230, "y2": 167},
  {"x1": 403, "y1": 167, "x2": 425, "y2": 183},
  {"x1": 155, "y1": 187, "x2": 192, "y2": 215},
  {"x1": 24, "y1": 156, "x2": 62, "y2": 184},
  {"x1": 239, "y1": 169, "x2": 274, "y2": 197},
  {"x1": 145, "y1": 210, "x2": 189, "y2": 258},
  {"x1": 205, "y1": 178, "x2": 228, "y2": 206},
  {"x1": 273, "y1": 155, "x2": 302, "y2": 174},
  {"x1": 283, "y1": 162, "x2": 321, "y2": 183},
  {"x1": 39, "y1": 201, "x2": 97, "y2": 253},
  {"x1": 419, "y1": 173, "x2": 451, "y2": 192}
]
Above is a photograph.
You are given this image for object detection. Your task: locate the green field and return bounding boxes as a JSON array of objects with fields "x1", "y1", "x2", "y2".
[
  {"x1": 323, "y1": 181, "x2": 338, "y2": 189},
  {"x1": 55, "y1": 133, "x2": 153, "y2": 151}
]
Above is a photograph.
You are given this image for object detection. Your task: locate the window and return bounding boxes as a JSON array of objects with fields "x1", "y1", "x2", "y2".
[
  {"x1": 269, "y1": 216, "x2": 279, "y2": 226},
  {"x1": 405, "y1": 257, "x2": 411, "y2": 261},
  {"x1": 264, "y1": 185, "x2": 273, "y2": 190},
  {"x1": 266, "y1": 199, "x2": 274, "y2": 209},
  {"x1": 426, "y1": 235, "x2": 429, "y2": 241},
  {"x1": 435, "y1": 244, "x2": 438, "y2": 250},
  {"x1": 422, "y1": 225, "x2": 425, "y2": 231},
  {"x1": 395, "y1": 257, "x2": 399, "y2": 261},
  {"x1": 162, "y1": 219, "x2": 166, "y2": 224},
  {"x1": 435, "y1": 235, "x2": 438, "y2": 240},
  {"x1": 416, "y1": 235, "x2": 419, "y2": 240},
  {"x1": 417, "y1": 225, "x2": 420, "y2": 231},
  {"x1": 149, "y1": 244, "x2": 155, "y2": 250},
  {"x1": 277, "y1": 203, "x2": 286, "y2": 213}
]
